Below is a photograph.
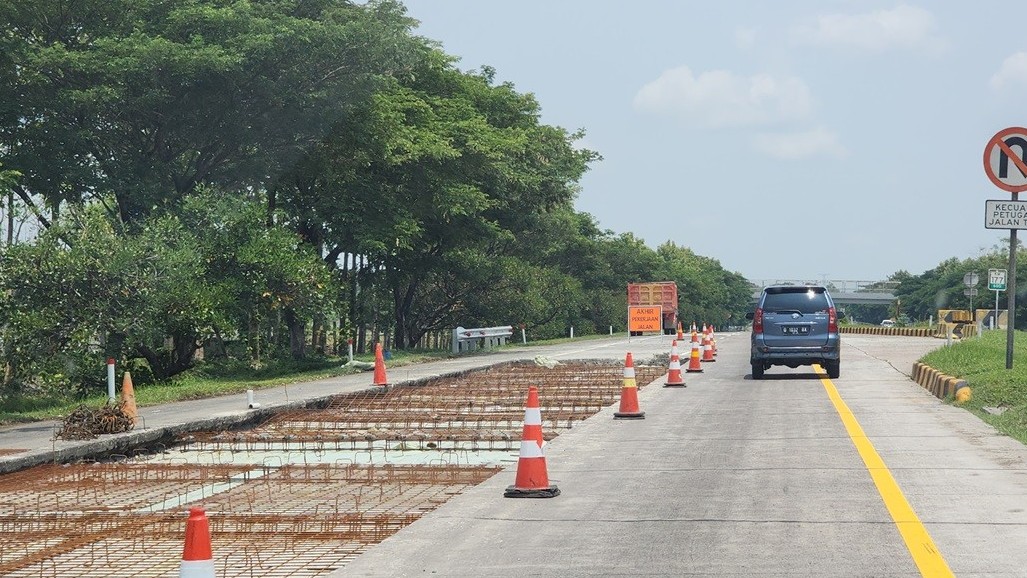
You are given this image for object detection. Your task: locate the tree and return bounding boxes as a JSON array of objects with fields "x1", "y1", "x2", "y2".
[
  {"x1": 274, "y1": 53, "x2": 599, "y2": 347},
  {"x1": 1, "y1": 0, "x2": 422, "y2": 226}
]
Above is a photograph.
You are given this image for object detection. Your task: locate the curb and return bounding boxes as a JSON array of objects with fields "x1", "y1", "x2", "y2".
[
  {"x1": 840, "y1": 327, "x2": 935, "y2": 337},
  {"x1": 910, "y1": 361, "x2": 969, "y2": 401},
  {"x1": 839, "y1": 326, "x2": 979, "y2": 338}
]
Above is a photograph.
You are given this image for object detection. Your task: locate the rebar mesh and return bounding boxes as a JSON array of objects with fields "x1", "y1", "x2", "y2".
[{"x1": 0, "y1": 360, "x2": 663, "y2": 576}]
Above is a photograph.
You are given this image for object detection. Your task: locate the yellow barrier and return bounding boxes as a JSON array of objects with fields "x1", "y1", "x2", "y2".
[
  {"x1": 838, "y1": 325, "x2": 982, "y2": 338},
  {"x1": 910, "y1": 362, "x2": 969, "y2": 402}
]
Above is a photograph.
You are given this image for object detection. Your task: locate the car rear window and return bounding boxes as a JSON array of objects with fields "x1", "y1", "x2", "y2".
[{"x1": 762, "y1": 288, "x2": 830, "y2": 314}]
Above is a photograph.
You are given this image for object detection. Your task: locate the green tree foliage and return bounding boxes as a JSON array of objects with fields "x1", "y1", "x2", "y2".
[
  {"x1": 1, "y1": 0, "x2": 420, "y2": 224},
  {"x1": 0, "y1": 194, "x2": 336, "y2": 393},
  {"x1": 0, "y1": 206, "x2": 216, "y2": 393},
  {"x1": 273, "y1": 49, "x2": 600, "y2": 346}
]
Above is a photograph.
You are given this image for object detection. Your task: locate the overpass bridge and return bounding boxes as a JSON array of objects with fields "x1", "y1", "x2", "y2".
[{"x1": 749, "y1": 279, "x2": 897, "y2": 305}]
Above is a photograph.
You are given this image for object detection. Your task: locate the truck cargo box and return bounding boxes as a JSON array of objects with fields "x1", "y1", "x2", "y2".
[{"x1": 627, "y1": 282, "x2": 678, "y2": 335}]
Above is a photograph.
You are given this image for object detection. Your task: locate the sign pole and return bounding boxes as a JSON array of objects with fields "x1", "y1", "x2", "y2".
[{"x1": 1008, "y1": 202, "x2": 1017, "y2": 370}]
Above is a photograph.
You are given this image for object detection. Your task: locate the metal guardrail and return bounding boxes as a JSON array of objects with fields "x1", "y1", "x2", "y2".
[{"x1": 451, "y1": 326, "x2": 514, "y2": 354}]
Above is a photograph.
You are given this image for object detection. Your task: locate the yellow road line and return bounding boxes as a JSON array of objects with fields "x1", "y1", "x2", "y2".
[{"x1": 815, "y1": 364, "x2": 954, "y2": 578}]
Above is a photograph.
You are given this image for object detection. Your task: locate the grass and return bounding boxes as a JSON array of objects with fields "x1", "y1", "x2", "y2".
[{"x1": 921, "y1": 329, "x2": 1027, "y2": 445}]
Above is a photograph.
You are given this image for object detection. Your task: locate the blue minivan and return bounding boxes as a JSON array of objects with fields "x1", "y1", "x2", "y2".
[{"x1": 746, "y1": 285, "x2": 843, "y2": 379}]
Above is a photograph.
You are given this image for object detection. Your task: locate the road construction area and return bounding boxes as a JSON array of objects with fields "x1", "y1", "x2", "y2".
[
  {"x1": 4, "y1": 333, "x2": 1027, "y2": 577},
  {"x1": 0, "y1": 337, "x2": 669, "y2": 577}
]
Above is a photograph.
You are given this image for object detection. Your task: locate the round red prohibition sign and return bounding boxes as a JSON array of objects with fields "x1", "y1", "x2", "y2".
[{"x1": 984, "y1": 127, "x2": 1027, "y2": 193}]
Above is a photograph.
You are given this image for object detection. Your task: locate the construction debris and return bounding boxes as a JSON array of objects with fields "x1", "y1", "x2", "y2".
[{"x1": 55, "y1": 403, "x2": 136, "y2": 440}]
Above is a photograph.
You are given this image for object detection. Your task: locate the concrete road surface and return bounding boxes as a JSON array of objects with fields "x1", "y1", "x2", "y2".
[{"x1": 333, "y1": 333, "x2": 1027, "y2": 578}]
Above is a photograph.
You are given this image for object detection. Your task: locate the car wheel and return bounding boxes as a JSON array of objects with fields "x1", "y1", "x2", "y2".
[
  {"x1": 825, "y1": 360, "x2": 840, "y2": 379},
  {"x1": 751, "y1": 362, "x2": 764, "y2": 380}
]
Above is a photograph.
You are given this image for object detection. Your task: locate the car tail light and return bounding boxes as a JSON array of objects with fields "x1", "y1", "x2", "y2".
[
  {"x1": 753, "y1": 308, "x2": 764, "y2": 334},
  {"x1": 828, "y1": 307, "x2": 838, "y2": 333}
]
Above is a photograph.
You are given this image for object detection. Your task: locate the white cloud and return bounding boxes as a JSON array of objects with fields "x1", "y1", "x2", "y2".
[
  {"x1": 793, "y1": 4, "x2": 941, "y2": 53},
  {"x1": 991, "y1": 52, "x2": 1027, "y2": 92},
  {"x1": 751, "y1": 127, "x2": 847, "y2": 160},
  {"x1": 735, "y1": 26, "x2": 758, "y2": 50},
  {"x1": 632, "y1": 66, "x2": 813, "y2": 128}
]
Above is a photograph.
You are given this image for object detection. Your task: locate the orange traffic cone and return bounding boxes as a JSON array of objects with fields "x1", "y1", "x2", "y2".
[
  {"x1": 179, "y1": 507, "x2": 215, "y2": 578},
  {"x1": 664, "y1": 340, "x2": 686, "y2": 387},
  {"x1": 373, "y1": 343, "x2": 389, "y2": 387},
  {"x1": 614, "y1": 353, "x2": 645, "y2": 419},
  {"x1": 710, "y1": 325, "x2": 718, "y2": 357},
  {"x1": 686, "y1": 334, "x2": 704, "y2": 373},
  {"x1": 676, "y1": 321, "x2": 684, "y2": 341},
  {"x1": 505, "y1": 386, "x2": 560, "y2": 498},
  {"x1": 701, "y1": 330, "x2": 715, "y2": 362},
  {"x1": 120, "y1": 371, "x2": 138, "y2": 426}
]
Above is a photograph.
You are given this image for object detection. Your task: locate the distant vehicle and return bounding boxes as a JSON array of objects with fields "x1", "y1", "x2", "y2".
[
  {"x1": 627, "y1": 282, "x2": 678, "y2": 335},
  {"x1": 880, "y1": 319, "x2": 895, "y2": 327},
  {"x1": 745, "y1": 285, "x2": 843, "y2": 379}
]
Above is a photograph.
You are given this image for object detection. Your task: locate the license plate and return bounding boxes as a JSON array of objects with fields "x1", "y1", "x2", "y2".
[{"x1": 784, "y1": 326, "x2": 810, "y2": 335}]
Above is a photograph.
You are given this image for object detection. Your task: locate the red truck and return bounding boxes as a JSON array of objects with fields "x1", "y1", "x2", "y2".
[{"x1": 627, "y1": 282, "x2": 679, "y2": 335}]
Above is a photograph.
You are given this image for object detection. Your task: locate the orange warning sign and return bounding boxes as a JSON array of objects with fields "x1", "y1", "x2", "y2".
[{"x1": 628, "y1": 306, "x2": 663, "y2": 332}]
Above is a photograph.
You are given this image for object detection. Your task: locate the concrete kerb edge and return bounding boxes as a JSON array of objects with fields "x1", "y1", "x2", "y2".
[{"x1": 910, "y1": 361, "x2": 968, "y2": 402}]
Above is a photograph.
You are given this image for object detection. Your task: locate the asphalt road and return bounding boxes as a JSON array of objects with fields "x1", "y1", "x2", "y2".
[{"x1": 332, "y1": 333, "x2": 1027, "y2": 578}]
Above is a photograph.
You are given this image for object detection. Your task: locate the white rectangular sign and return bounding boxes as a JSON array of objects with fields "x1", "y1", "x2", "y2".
[
  {"x1": 989, "y1": 268, "x2": 1007, "y2": 291},
  {"x1": 985, "y1": 199, "x2": 1027, "y2": 229}
]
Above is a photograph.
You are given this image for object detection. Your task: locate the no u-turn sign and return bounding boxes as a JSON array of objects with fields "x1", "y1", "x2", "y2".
[{"x1": 984, "y1": 127, "x2": 1027, "y2": 192}]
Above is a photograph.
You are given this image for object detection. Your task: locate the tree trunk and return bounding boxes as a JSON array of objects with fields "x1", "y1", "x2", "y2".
[
  {"x1": 284, "y1": 308, "x2": 306, "y2": 359},
  {"x1": 135, "y1": 331, "x2": 197, "y2": 380},
  {"x1": 312, "y1": 315, "x2": 326, "y2": 354},
  {"x1": 170, "y1": 330, "x2": 199, "y2": 375},
  {"x1": 392, "y1": 276, "x2": 420, "y2": 348},
  {"x1": 266, "y1": 187, "x2": 276, "y2": 228},
  {"x1": 136, "y1": 345, "x2": 168, "y2": 380}
]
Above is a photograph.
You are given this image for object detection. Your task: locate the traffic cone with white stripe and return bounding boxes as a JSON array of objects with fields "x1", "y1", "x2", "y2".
[
  {"x1": 614, "y1": 352, "x2": 645, "y2": 419},
  {"x1": 710, "y1": 325, "x2": 718, "y2": 357},
  {"x1": 505, "y1": 386, "x2": 560, "y2": 498},
  {"x1": 676, "y1": 321, "x2": 684, "y2": 341},
  {"x1": 664, "y1": 340, "x2": 686, "y2": 387},
  {"x1": 179, "y1": 507, "x2": 215, "y2": 578},
  {"x1": 701, "y1": 328, "x2": 715, "y2": 362},
  {"x1": 686, "y1": 332, "x2": 704, "y2": 373},
  {"x1": 373, "y1": 342, "x2": 389, "y2": 387}
]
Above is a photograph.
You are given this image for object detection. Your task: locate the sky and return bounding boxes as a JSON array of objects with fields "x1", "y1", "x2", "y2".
[{"x1": 399, "y1": 1, "x2": 1027, "y2": 284}]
